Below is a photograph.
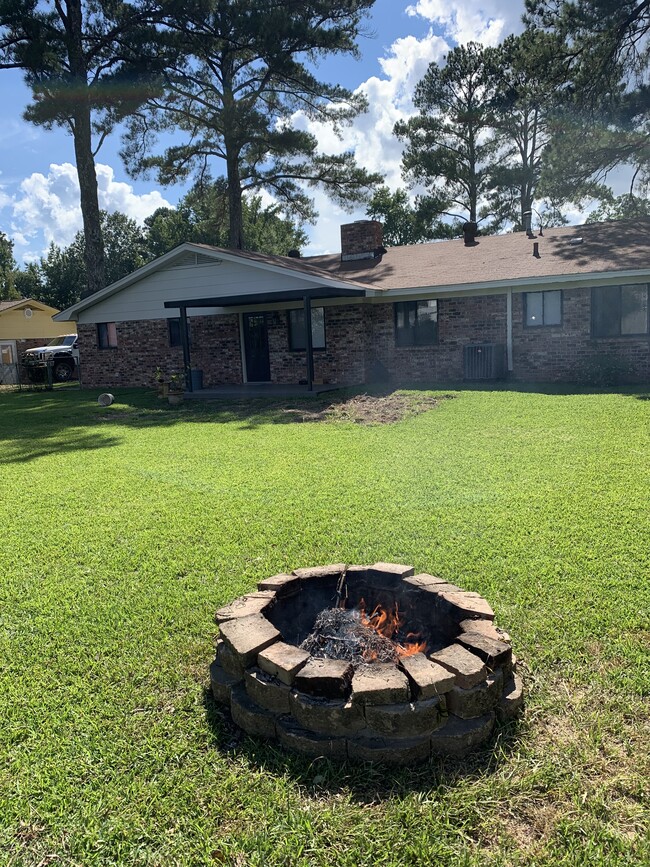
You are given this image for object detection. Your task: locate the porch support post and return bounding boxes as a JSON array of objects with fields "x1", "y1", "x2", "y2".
[
  {"x1": 506, "y1": 289, "x2": 513, "y2": 372},
  {"x1": 179, "y1": 305, "x2": 193, "y2": 392},
  {"x1": 303, "y1": 294, "x2": 314, "y2": 392}
]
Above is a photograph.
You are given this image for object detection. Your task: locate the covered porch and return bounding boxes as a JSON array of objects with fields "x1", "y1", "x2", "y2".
[{"x1": 164, "y1": 286, "x2": 366, "y2": 393}]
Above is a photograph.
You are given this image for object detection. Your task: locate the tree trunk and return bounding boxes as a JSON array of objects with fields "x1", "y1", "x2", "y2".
[
  {"x1": 73, "y1": 106, "x2": 106, "y2": 297},
  {"x1": 226, "y1": 152, "x2": 244, "y2": 249},
  {"x1": 66, "y1": 0, "x2": 105, "y2": 297}
]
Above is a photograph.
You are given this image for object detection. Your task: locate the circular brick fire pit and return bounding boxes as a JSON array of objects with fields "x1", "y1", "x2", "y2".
[{"x1": 210, "y1": 563, "x2": 523, "y2": 764}]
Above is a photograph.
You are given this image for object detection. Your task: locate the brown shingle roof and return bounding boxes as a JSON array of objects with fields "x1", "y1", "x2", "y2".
[
  {"x1": 0, "y1": 299, "x2": 25, "y2": 313},
  {"x1": 303, "y1": 219, "x2": 650, "y2": 291}
]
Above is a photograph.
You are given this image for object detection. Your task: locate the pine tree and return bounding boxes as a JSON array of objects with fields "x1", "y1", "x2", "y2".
[
  {"x1": 122, "y1": 0, "x2": 382, "y2": 249},
  {"x1": 394, "y1": 43, "x2": 499, "y2": 231},
  {"x1": 0, "y1": 1, "x2": 166, "y2": 296}
]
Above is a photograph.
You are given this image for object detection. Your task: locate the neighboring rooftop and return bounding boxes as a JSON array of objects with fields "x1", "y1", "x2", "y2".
[
  {"x1": 304, "y1": 219, "x2": 650, "y2": 290},
  {"x1": 0, "y1": 299, "x2": 27, "y2": 313}
]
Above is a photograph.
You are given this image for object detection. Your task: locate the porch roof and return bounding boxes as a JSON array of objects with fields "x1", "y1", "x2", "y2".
[{"x1": 163, "y1": 285, "x2": 365, "y2": 310}]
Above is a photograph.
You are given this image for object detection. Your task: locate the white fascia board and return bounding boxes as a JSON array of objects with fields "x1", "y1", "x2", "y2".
[
  {"x1": 369, "y1": 268, "x2": 650, "y2": 301},
  {"x1": 53, "y1": 243, "x2": 372, "y2": 322}
]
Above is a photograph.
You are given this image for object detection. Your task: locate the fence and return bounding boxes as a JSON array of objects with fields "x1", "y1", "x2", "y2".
[{"x1": 0, "y1": 360, "x2": 82, "y2": 392}]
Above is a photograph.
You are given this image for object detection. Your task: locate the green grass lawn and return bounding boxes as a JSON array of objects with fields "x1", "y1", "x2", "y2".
[{"x1": 0, "y1": 385, "x2": 648, "y2": 866}]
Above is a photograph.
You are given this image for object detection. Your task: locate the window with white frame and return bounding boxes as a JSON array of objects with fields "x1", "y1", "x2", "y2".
[{"x1": 524, "y1": 290, "x2": 562, "y2": 327}]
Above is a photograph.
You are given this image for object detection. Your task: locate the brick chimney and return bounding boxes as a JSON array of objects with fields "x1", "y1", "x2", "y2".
[{"x1": 340, "y1": 220, "x2": 384, "y2": 262}]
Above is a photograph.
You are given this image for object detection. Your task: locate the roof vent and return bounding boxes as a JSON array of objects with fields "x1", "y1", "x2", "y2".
[
  {"x1": 287, "y1": 249, "x2": 301, "y2": 258},
  {"x1": 568, "y1": 237, "x2": 583, "y2": 245},
  {"x1": 171, "y1": 251, "x2": 220, "y2": 267}
]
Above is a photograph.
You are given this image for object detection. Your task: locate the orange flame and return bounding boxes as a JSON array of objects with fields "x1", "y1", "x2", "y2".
[{"x1": 358, "y1": 599, "x2": 427, "y2": 658}]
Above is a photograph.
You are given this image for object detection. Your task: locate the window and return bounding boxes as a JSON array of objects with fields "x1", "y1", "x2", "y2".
[
  {"x1": 97, "y1": 322, "x2": 117, "y2": 348},
  {"x1": 288, "y1": 307, "x2": 326, "y2": 351},
  {"x1": 524, "y1": 290, "x2": 562, "y2": 327},
  {"x1": 592, "y1": 285, "x2": 649, "y2": 337},
  {"x1": 394, "y1": 300, "x2": 438, "y2": 346},
  {"x1": 168, "y1": 318, "x2": 191, "y2": 348}
]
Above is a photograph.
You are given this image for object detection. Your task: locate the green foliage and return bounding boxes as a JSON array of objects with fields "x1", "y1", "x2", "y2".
[
  {"x1": 37, "y1": 242, "x2": 87, "y2": 311},
  {"x1": 35, "y1": 211, "x2": 146, "y2": 309},
  {"x1": 483, "y1": 31, "x2": 566, "y2": 230},
  {"x1": 525, "y1": 0, "x2": 650, "y2": 204},
  {"x1": 144, "y1": 176, "x2": 307, "y2": 258},
  {"x1": 395, "y1": 35, "x2": 573, "y2": 236},
  {"x1": 0, "y1": 231, "x2": 18, "y2": 300},
  {"x1": 586, "y1": 192, "x2": 650, "y2": 222},
  {"x1": 123, "y1": 0, "x2": 382, "y2": 248},
  {"x1": 144, "y1": 207, "x2": 196, "y2": 260},
  {"x1": 0, "y1": 387, "x2": 649, "y2": 864},
  {"x1": 0, "y1": 0, "x2": 170, "y2": 295},
  {"x1": 12, "y1": 262, "x2": 43, "y2": 300},
  {"x1": 395, "y1": 43, "x2": 499, "y2": 229},
  {"x1": 579, "y1": 351, "x2": 637, "y2": 386},
  {"x1": 365, "y1": 187, "x2": 442, "y2": 245}
]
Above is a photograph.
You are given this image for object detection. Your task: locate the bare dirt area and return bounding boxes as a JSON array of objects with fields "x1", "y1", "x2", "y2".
[{"x1": 284, "y1": 391, "x2": 454, "y2": 425}]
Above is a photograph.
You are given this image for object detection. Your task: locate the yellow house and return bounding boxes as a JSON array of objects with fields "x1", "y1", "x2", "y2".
[{"x1": 0, "y1": 298, "x2": 68, "y2": 381}]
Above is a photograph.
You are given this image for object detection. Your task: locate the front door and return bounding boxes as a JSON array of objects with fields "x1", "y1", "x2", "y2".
[{"x1": 242, "y1": 313, "x2": 270, "y2": 382}]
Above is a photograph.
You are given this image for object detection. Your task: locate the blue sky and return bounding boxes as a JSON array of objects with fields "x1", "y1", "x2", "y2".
[{"x1": 0, "y1": 0, "x2": 527, "y2": 262}]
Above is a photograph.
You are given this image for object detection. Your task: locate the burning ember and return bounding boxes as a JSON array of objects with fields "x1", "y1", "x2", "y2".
[{"x1": 300, "y1": 599, "x2": 427, "y2": 665}]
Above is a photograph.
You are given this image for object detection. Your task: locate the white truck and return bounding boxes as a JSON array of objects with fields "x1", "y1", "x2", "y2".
[{"x1": 22, "y1": 335, "x2": 80, "y2": 383}]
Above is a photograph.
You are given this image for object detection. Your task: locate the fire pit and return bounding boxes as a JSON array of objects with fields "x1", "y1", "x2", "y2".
[{"x1": 210, "y1": 564, "x2": 523, "y2": 764}]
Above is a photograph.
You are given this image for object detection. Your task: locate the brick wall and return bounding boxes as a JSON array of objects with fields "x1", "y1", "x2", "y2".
[
  {"x1": 511, "y1": 287, "x2": 650, "y2": 383},
  {"x1": 267, "y1": 305, "x2": 368, "y2": 385},
  {"x1": 74, "y1": 289, "x2": 649, "y2": 390},
  {"x1": 341, "y1": 221, "x2": 383, "y2": 258},
  {"x1": 77, "y1": 314, "x2": 242, "y2": 388},
  {"x1": 370, "y1": 295, "x2": 507, "y2": 383},
  {"x1": 189, "y1": 314, "x2": 243, "y2": 386},
  {"x1": 16, "y1": 337, "x2": 48, "y2": 356}
]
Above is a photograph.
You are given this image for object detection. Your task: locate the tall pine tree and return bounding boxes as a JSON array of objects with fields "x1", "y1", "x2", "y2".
[
  {"x1": 0, "y1": 1, "x2": 166, "y2": 296},
  {"x1": 394, "y1": 43, "x2": 499, "y2": 232},
  {"x1": 122, "y1": 0, "x2": 382, "y2": 249}
]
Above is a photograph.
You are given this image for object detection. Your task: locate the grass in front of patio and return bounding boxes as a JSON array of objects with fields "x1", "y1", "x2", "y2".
[{"x1": 0, "y1": 385, "x2": 648, "y2": 866}]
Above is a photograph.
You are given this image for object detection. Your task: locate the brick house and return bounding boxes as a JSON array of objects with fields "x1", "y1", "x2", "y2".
[{"x1": 54, "y1": 218, "x2": 650, "y2": 389}]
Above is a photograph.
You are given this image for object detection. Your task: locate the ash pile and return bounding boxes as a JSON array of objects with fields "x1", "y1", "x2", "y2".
[{"x1": 300, "y1": 607, "x2": 399, "y2": 664}]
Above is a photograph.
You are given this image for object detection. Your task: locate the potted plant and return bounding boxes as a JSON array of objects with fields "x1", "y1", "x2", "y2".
[
  {"x1": 154, "y1": 366, "x2": 169, "y2": 398},
  {"x1": 167, "y1": 371, "x2": 185, "y2": 405}
]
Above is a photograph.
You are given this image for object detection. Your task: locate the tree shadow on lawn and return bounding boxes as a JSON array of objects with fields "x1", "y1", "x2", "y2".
[
  {"x1": 0, "y1": 386, "x2": 447, "y2": 462},
  {"x1": 0, "y1": 389, "x2": 320, "y2": 463},
  {"x1": 2, "y1": 383, "x2": 648, "y2": 463},
  {"x1": 201, "y1": 687, "x2": 525, "y2": 801}
]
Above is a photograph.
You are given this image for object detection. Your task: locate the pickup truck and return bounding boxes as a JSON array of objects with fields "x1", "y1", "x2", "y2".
[{"x1": 22, "y1": 335, "x2": 79, "y2": 382}]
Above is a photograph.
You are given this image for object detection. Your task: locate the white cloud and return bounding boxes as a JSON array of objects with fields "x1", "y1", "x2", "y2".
[
  {"x1": 9, "y1": 162, "x2": 172, "y2": 259},
  {"x1": 300, "y1": 30, "x2": 449, "y2": 253},
  {"x1": 406, "y1": 0, "x2": 524, "y2": 46},
  {"x1": 299, "y1": 3, "x2": 529, "y2": 253}
]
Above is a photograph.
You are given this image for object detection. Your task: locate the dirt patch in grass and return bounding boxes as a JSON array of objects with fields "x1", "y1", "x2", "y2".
[{"x1": 285, "y1": 391, "x2": 454, "y2": 425}]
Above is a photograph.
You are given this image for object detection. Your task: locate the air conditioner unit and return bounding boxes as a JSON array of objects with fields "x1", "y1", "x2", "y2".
[{"x1": 463, "y1": 344, "x2": 506, "y2": 380}]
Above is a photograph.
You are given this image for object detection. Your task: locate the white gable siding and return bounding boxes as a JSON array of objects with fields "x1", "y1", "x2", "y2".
[{"x1": 76, "y1": 259, "x2": 322, "y2": 324}]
